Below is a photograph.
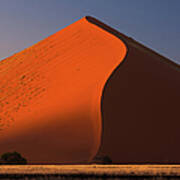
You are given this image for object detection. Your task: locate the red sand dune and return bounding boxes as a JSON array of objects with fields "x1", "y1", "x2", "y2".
[{"x1": 0, "y1": 16, "x2": 179, "y2": 164}]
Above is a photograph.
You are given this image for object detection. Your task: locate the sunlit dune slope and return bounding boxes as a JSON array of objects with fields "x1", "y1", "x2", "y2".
[
  {"x1": 0, "y1": 16, "x2": 127, "y2": 163},
  {"x1": 0, "y1": 16, "x2": 179, "y2": 164}
]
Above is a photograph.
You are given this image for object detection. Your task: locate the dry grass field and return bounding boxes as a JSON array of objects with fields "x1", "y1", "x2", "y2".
[{"x1": 1, "y1": 165, "x2": 180, "y2": 179}]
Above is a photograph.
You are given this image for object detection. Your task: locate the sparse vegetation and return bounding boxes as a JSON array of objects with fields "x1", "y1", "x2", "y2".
[
  {"x1": 0, "y1": 165, "x2": 179, "y2": 179},
  {"x1": 0, "y1": 151, "x2": 27, "y2": 165},
  {"x1": 91, "y1": 154, "x2": 112, "y2": 164}
]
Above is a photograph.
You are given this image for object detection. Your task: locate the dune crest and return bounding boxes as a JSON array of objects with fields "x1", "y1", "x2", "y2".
[{"x1": 87, "y1": 17, "x2": 180, "y2": 163}]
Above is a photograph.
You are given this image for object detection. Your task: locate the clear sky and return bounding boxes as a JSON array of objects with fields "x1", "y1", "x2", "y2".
[{"x1": 0, "y1": 0, "x2": 179, "y2": 64}]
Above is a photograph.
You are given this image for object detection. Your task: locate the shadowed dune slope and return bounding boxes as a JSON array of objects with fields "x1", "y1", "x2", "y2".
[
  {"x1": 0, "y1": 17, "x2": 127, "y2": 163},
  {"x1": 86, "y1": 17, "x2": 180, "y2": 164},
  {"x1": 0, "y1": 16, "x2": 179, "y2": 164}
]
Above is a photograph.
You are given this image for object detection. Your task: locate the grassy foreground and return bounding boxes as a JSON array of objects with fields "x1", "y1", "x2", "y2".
[{"x1": 1, "y1": 165, "x2": 180, "y2": 179}]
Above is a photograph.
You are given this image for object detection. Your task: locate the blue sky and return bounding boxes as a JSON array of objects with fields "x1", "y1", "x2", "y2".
[{"x1": 0, "y1": 0, "x2": 179, "y2": 64}]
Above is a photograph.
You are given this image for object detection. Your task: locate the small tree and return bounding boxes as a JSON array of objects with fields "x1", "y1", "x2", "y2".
[
  {"x1": 92, "y1": 154, "x2": 112, "y2": 164},
  {"x1": 0, "y1": 151, "x2": 27, "y2": 165}
]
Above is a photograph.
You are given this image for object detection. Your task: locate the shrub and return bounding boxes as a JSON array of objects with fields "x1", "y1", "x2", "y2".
[
  {"x1": 92, "y1": 154, "x2": 112, "y2": 164},
  {"x1": 0, "y1": 151, "x2": 27, "y2": 165}
]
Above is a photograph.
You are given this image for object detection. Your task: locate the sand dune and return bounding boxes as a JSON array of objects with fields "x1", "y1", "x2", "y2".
[{"x1": 0, "y1": 16, "x2": 179, "y2": 164}]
